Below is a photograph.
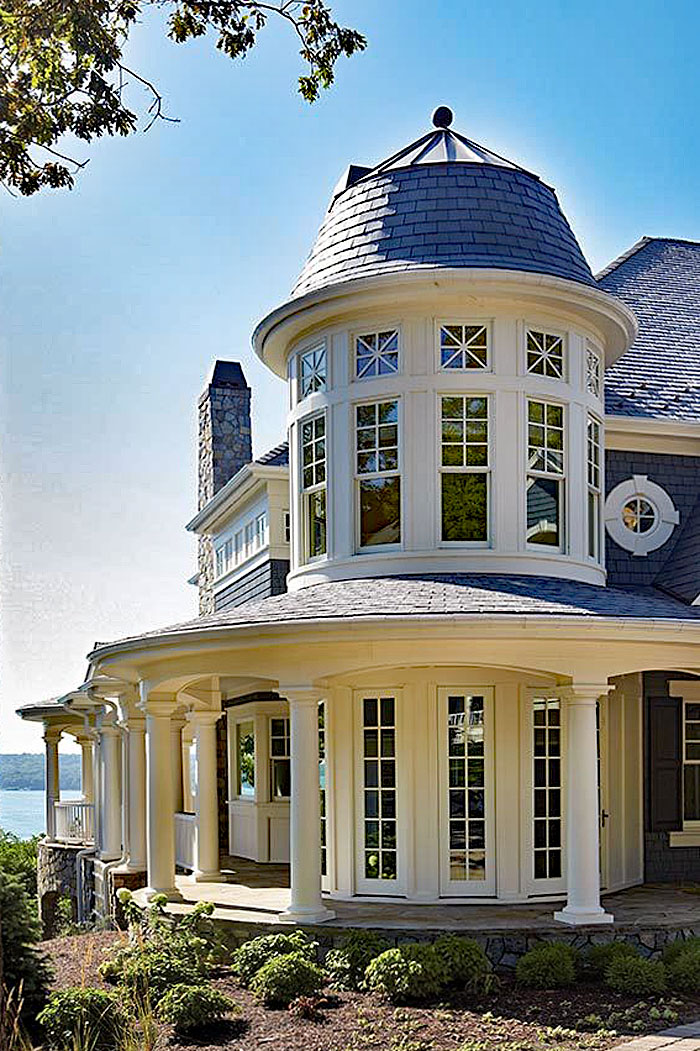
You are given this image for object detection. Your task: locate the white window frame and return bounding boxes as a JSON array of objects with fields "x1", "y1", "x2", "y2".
[
  {"x1": 254, "y1": 511, "x2": 268, "y2": 551},
  {"x1": 297, "y1": 342, "x2": 327, "y2": 400},
  {"x1": 438, "y1": 393, "x2": 491, "y2": 548},
  {"x1": 354, "y1": 398, "x2": 402, "y2": 553},
  {"x1": 283, "y1": 510, "x2": 291, "y2": 544},
  {"x1": 586, "y1": 343, "x2": 602, "y2": 399},
  {"x1": 587, "y1": 415, "x2": 603, "y2": 562},
  {"x1": 299, "y1": 411, "x2": 328, "y2": 564},
  {"x1": 269, "y1": 716, "x2": 291, "y2": 801},
  {"x1": 525, "y1": 326, "x2": 567, "y2": 380},
  {"x1": 436, "y1": 320, "x2": 491, "y2": 372},
  {"x1": 525, "y1": 398, "x2": 567, "y2": 553},
  {"x1": 604, "y1": 476, "x2": 679, "y2": 557},
  {"x1": 683, "y1": 699, "x2": 700, "y2": 831},
  {"x1": 520, "y1": 690, "x2": 567, "y2": 897},
  {"x1": 353, "y1": 328, "x2": 401, "y2": 381},
  {"x1": 437, "y1": 687, "x2": 495, "y2": 896},
  {"x1": 233, "y1": 717, "x2": 256, "y2": 802}
]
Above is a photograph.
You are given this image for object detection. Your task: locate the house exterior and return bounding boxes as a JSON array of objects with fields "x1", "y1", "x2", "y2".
[{"x1": 20, "y1": 109, "x2": 700, "y2": 931}]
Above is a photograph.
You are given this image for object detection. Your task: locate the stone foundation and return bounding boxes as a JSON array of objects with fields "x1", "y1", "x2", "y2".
[{"x1": 37, "y1": 840, "x2": 95, "y2": 935}]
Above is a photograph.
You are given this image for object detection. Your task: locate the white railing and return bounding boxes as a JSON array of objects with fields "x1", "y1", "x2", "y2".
[
  {"x1": 175, "y1": 812, "x2": 195, "y2": 870},
  {"x1": 54, "y1": 800, "x2": 95, "y2": 844}
]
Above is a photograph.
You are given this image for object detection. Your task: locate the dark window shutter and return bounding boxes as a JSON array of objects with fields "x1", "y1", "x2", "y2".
[{"x1": 648, "y1": 695, "x2": 682, "y2": 831}]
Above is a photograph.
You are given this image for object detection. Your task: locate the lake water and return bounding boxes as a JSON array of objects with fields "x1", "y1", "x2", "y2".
[{"x1": 0, "y1": 789, "x2": 83, "y2": 839}]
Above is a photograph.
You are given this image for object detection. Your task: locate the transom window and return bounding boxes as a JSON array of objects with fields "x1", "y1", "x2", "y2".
[
  {"x1": 447, "y1": 694, "x2": 486, "y2": 882},
  {"x1": 586, "y1": 346, "x2": 602, "y2": 397},
  {"x1": 684, "y1": 702, "x2": 700, "y2": 824},
  {"x1": 270, "y1": 717, "x2": 290, "y2": 799},
  {"x1": 526, "y1": 400, "x2": 565, "y2": 549},
  {"x1": 355, "y1": 330, "x2": 399, "y2": 379},
  {"x1": 355, "y1": 401, "x2": 401, "y2": 548},
  {"x1": 587, "y1": 417, "x2": 602, "y2": 561},
  {"x1": 533, "y1": 698, "x2": 562, "y2": 880},
  {"x1": 298, "y1": 344, "x2": 326, "y2": 399},
  {"x1": 362, "y1": 696, "x2": 397, "y2": 881},
  {"x1": 300, "y1": 414, "x2": 327, "y2": 562},
  {"x1": 439, "y1": 324, "x2": 488, "y2": 370},
  {"x1": 527, "y1": 329, "x2": 565, "y2": 378},
  {"x1": 440, "y1": 396, "x2": 489, "y2": 543}
]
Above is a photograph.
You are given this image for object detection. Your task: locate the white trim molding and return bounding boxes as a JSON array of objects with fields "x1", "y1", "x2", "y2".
[{"x1": 604, "y1": 475, "x2": 679, "y2": 557}]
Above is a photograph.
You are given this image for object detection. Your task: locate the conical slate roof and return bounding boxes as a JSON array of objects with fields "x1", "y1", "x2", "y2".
[{"x1": 292, "y1": 108, "x2": 596, "y2": 298}]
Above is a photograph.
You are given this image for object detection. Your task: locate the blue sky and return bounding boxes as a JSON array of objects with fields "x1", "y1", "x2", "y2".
[{"x1": 2, "y1": 0, "x2": 699, "y2": 752}]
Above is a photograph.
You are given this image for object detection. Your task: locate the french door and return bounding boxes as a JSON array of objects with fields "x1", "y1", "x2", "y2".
[
  {"x1": 355, "y1": 691, "x2": 404, "y2": 894},
  {"x1": 438, "y1": 688, "x2": 495, "y2": 896}
]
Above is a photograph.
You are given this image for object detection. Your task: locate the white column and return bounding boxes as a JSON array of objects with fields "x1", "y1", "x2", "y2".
[
  {"x1": 44, "y1": 729, "x2": 61, "y2": 840},
  {"x1": 77, "y1": 735, "x2": 94, "y2": 803},
  {"x1": 554, "y1": 683, "x2": 614, "y2": 926},
  {"x1": 190, "y1": 711, "x2": 224, "y2": 882},
  {"x1": 280, "y1": 688, "x2": 334, "y2": 923},
  {"x1": 142, "y1": 693, "x2": 181, "y2": 900},
  {"x1": 171, "y1": 718, "x2": 185, "y2": 814},
  {"x1": 125, "y1": 717, "x2": 147, "y2": 870},
  {"x1": 182, "y1": 727, "x2": 194, "y2": 813},
  {"x1": 100, "y1": 722, "x2": 122, "y2": 861}
]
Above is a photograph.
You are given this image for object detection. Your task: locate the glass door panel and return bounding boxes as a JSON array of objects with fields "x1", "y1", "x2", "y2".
[{"x1": 355, "y1": 694, "x2": 401, "y2": 892}]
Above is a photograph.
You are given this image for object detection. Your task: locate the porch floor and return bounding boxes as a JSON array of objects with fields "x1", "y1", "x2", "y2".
[{"x1": 147, "y1": 857, "x2": 700, "y2": 935}]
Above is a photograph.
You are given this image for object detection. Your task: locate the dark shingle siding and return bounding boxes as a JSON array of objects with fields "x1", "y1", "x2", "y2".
[
  {"x1": 213, "y1": 558, "x2": 289, "y2": 613},
  {"x1": 293, "y1": 164, "x2": 595, "y2": 297},
  {"x1": 600, "y1": 239, "x2": 700, "y2": 421}
]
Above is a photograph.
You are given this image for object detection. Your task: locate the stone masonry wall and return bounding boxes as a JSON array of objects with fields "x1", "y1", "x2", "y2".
[{"x1": 37, "y1": 841, "x2": 93, "y2": 934}]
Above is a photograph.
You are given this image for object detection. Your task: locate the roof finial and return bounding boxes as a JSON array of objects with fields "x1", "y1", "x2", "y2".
[{"x1": 432, "y1": 105, "x2": 453, "y2": 129}]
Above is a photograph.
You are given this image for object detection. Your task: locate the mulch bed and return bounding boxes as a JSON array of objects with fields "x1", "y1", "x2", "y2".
[{"x1": 39, "y1": 932, "x2": 700, "y2": 1051}]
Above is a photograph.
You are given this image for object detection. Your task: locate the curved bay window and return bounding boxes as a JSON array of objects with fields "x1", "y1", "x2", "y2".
[
  {"x1": 587, "y1": 416, "x2": 602, "y2": 561},
  {"x1": 526, "y1": 400, "x2": 565, "y2": 549},
  {"x1": 440, "y1": 396, "x2": 489, "y2": 543},
  {"x1": 300, "y1": 414, "x2": 327, "y2": 562},
  {"x1": 355, "y1": 400, "x2": 401, "y2": 549}
]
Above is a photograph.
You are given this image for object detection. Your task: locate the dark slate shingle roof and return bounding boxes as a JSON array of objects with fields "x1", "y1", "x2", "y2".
[
  {"x1": 255, "y1": 441, "x2": 289, "y2": 467},
  {"x1": 98, "y1": 575, "x2": 700, "y2": 649},
  {"x1": 293, "y1": 163, "x2": 596, "y2": 298},
  {"x1": 599, "y1": 238, "x2": 700, "y2": 421},
  {"x1": 654, "y1": 494, "x2": 700, "y2": 604}
]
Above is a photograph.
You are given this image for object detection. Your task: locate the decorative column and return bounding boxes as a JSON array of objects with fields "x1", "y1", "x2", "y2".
[
  {"x1": 43, "y1": 728, "x2": 61, "y2": 840},
  {"x1": 141, "y1": 689, "x2": 182, "y2": 900},
  {"x1": 100, "y1": 719, "x2": 122, "y2": 861},
  {"x1": 171, "y1": 717, "x2": 186, "y2": 814},
  {"x1": 77, "y1": 734, "x2": 94, "y2": 802},
  {"x1": 554, "y1": 683, "x2": 614, "y2": 926},
  {"x1": 124, "y1": 716, "x2": 147, "y2": 870},
  {"x1": 190, "y1": 711, "x2": 224, "y2": 882},
  {"x1": 182, "y1": 726, "x2": 195, "y2": 813},
  {"x1": 280, "y1": 688, "x2": 334, "y2": 923}
]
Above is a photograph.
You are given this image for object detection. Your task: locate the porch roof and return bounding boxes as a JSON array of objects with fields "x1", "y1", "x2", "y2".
[{"x1": 91, "y1": 574, "x2": 700, "y2": 654}]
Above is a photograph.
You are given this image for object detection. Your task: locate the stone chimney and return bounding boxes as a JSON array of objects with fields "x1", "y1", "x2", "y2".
[{"x1": 197, "y1": 361, "x2": 252, "y2": 614}]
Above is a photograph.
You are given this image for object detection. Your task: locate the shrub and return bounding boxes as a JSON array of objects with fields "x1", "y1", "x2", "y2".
[
  {"x1": 231, "y1": 931, "x2": 318, "y2": 986},
  {"x1": 250, "y1": 951, "x2": 325, "y2": 1007},
  {"x1": 584, "y1": 941, "x2": 638, "y2": 979},
  {"x1": 432, "y1": 935, "x2": 491, "y2": 992},
  {"x1": 515, "y1": 943, "x2": 577, "y2": 989},
  {"x1": 0, "y1": 830, "x2": 40, "y2": 897},
  {"x1": 119, "y1": 945, "x2": 204, "y2": 1004},
  {"x1": 37, "y1": 988, "x2": 128, "y2": 1050},
  {"x1": 325, "y1": 931, "x2": 392, "y2": 990},
  {"x1": 604, "y1": 955, "x2": 667, "y2": 996},
  {"x1": 0, "y1": 869, "x2": 52, "y2": 1019},
  {"x1": 156, "y1": 983, "x2": 239, "y2": 1033},
  {"x1": 663, "y1": 936, "x2": 700, "y2": 966},
  {"x1": 364, "y1": 943, "x2": 447, "y2": 1004},
  {"x1": 665, "y1": 946, "x2": 700, "y2": 993}
]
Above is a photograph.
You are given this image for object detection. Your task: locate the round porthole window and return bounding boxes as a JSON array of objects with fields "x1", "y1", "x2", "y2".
[{"x1": 605, "y1": 475, "x2": 679, "y2": 556}]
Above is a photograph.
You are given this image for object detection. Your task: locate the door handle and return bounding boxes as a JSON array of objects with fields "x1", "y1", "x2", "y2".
[{"x1": 601, "y1": 809, "x2": 610, "y2": 827}]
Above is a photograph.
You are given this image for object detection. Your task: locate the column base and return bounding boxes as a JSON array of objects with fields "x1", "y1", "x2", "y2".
[
  {"x1": 110, "y1": 863, "x2": 147, "y2": 875},
  {"x1": 554, "y1": 905, "x2": 614, "y2": 926},
  {"x1": 144, "y1": 886, "x2": 183, "y2": 903},
  {"x1": 193, "y1": 870, "x2": 227, "y2": 883},
  {"x1": 279, "y1": 904, "x2": 336, "y2": 925}
]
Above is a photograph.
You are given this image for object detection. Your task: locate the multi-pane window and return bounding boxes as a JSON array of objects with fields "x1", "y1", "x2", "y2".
[
  {"x1": 255, "y1": 511, "x2": 268, "y2": 549},
  {"x1": 622, "y1": 497, "x2": 657, "y2": 535},
  {"x1": 236, "y1": 720, "x2": 255, "y2": 798},
  {"x1": 270, "y1": 718, "x2": 290, "y2": 799},
  {"x1": 587, "y1": 417, "x2": 602, "y2": 560},
  {"x1": 684, "y1": 702, "x2": 700, "y2": 824},
  {"x1": 439, "y1": 324, "x2": 488, "y2": 370},
  {"x1": 586, "y1": 346, "x2": 602, "y2": 398},
  {"x1": 447, "y1": 694, "x2": 486, "y2": 882},
  {"x1": 284, "y1": 511, "x2": 291, "y2": 544},
  {"x1": 440, "y1": 396, "x2": 489, "y2": 543},
  {"x1": 234, "y1": 530, "x2": 243, "y2": 563},
  {"x1": 244, "y1": 521, "x2": 255, "y2": 556},
  {"x1": 298, "y1": 344, "x2": 326, "y2": 399},
  {"x1": 300, "y1": 414, "x2": 327, "y2": 561},
  {"x1": 533, "y1": 698, "x2": 562, "y2": 880},
  {"x1": 319, "y1": 702, "x2": 327, "y2": 877},
  {"x1": 355, "y1": 330, "x2": 399, "y2": 379},
  {"x1": 527, "y1": 329, "x2": 565, "y2": 378},
  {"x1": 215, "y1": 538, "x2": 233, "y2": 579},
  {"x1": 355, "y1": 401, "x2": 400, "y2": 548},
  {"x1": 526, "y1": 400, "x2": 565, "y2": 548},
  {"x1": 362, "y1": 697, "x2": 397, "y2": 881}
]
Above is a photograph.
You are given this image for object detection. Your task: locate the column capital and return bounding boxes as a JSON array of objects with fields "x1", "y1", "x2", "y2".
[
  {"x1": 43, "y1": 727, "x2": 62, "y2": 744},
  {"x1": 561, "y1": 683, "x2": 612, "y2": 705},
  {"x1": 280, "y1": 686, "x2": 323, "y2": 707},
  {"x1": 139, "y1": 695, "x2": 181, "y2": 718},
  {"x1": 186, "y1": 709, "x2": 222, "y2": 728}
]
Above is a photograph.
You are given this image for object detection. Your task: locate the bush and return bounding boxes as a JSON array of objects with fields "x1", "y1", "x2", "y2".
[
  {"x1": 119, "y1": 945, "x2": 204, "y2": 1004},
  {"x1": 663, "y1": 936, "x2": 700, "y2": 966},
  {"x1": 325, "y1": 931, "x2": 392, "y2": 990},
  {"x1": 584, "y1": 941, "x2": 638, "y2": 979},
  {"x1": 432, "y1": 935, "x2": 491, "y2": 992},
  {"x1": 515, "y1": 943, "x2": 577, "y2": 989},
  {"x1": 0, "y1": 869, "x2": 52, "y2": 1018},
  {"x1": 37, "y1": 988, "x2": 128, "y2": 1050},
  {"x1": 364, "y1": 943, "x2": 447, "y2": 1004},
  {"x1": 604, "y1": 955, "x2": 667, "y2": 996},
  {"x1": 0, "y1": 830, "x2": 40, "y2": 897},
  {"x1": 156, "y1": 983, "x2": 239, "y2": 1033},
  {"x1": 665, "y1": 946, "x2": 700, "y2": 993},
  {"x1": 231, "y1": 931, "x2": 318, "y2": 986},
  {"x1": 250, "y1": 951, "x2": 325, "y2": 1007}
]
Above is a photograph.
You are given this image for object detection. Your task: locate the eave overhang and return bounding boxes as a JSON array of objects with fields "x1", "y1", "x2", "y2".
[{"x1": 186, "y1": 464, "x2": 288, "y2": 535}]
